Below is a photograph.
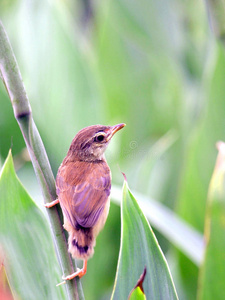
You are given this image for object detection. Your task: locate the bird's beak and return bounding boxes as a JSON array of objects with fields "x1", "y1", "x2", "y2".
[{"x1": 106, "y1": 123, "x2": 126, "y2": 141}]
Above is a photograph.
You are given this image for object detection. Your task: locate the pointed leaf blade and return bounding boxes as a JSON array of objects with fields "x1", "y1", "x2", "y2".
[
  {"x1": 0, "y1": 151, "x2": 66, "y2": 299},
  {"x1": 128, "y1": 267, "x2": 147, "y2": 300},
  {"x1": 111, "y1": 179, "x2": 178, "y2": 299}
]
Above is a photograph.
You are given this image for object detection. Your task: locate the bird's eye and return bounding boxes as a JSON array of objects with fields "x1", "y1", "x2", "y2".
[{"x1": 95, "y1": 134, "x2": 105, "y2": 142}]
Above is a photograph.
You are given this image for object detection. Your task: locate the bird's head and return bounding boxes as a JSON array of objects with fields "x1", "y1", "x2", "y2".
[{"x1": 67, "y1": 123, "x2": 126, "y2": 161}]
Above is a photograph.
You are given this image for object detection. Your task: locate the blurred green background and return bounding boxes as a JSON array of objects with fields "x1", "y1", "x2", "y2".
[{"x1": 0, "y1": 0, "x2": 225, "y2": 299}]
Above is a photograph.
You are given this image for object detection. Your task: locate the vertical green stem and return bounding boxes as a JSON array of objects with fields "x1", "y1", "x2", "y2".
[{"x1": 0, "y1": 20, "x2": 84, "y2": 300}]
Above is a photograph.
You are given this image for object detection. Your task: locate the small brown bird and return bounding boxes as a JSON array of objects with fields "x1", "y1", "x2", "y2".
[{"x1": 45, "y1": 123, "x2": 125, "y2": 285}]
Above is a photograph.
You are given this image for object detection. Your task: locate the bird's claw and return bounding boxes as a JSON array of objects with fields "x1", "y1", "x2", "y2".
[
  {"x1": 56, "y1": 260, "x2": 87, "y2": 286},
  {"x1": 43, "y1": 199, "x2": 59, "y2": 208},
  {"x1": 43, "y1": 203, "x2": 52, "y2": 208},
  {"x1": 62, "y1": 268, "x2": 81, "y2": 281}
]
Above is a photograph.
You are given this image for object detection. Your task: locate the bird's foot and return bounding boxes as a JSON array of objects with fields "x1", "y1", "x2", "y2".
[
  {"x1": 43, "y1": 199, "x2": 59, "y2": 208},
  {"x1": 56, "y1": 260, "x2": 87, "y2": 286}
]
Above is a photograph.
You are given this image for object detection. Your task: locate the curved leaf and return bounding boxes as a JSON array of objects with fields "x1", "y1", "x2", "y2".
[
  {"x1": 197, "y1": 142, "x2": 225, "y2": 300},
  {"x1": 111, "y1": 186, "x2": 204, "y2": 266},
  {"x1": 0, "y1": 151, "x2": 66, "y2": 299},
  {"x1": 111, "y1": 178, "x2": 178, "y2": 299}
]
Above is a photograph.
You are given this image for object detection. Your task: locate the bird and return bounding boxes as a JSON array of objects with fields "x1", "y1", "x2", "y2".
[{"x1": 44, "y1": 123, "x2": 126, "y2": 285}]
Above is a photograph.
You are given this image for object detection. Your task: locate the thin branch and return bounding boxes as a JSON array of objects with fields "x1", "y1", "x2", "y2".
[{"x1": 0, "y1": 20, "x2": 84, "y2": 300}]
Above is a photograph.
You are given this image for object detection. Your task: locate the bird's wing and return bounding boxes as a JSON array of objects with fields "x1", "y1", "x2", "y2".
[{"x1": 56, "y1": 160, "x2": 111, "y2": 228}]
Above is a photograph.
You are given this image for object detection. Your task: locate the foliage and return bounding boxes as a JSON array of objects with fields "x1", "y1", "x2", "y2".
[
  {"x1": 112, "y1": 179, "x2": 178, "y2": 299},
  {"x1": 0, "y1": 151, "x2": 66, "y2": 299},
  {"x1": 0, "y1": 0, "x2": 225, "y2": 299},
  {"x1": 197, "y1": 142, "x2": 225, "y2": 300}
]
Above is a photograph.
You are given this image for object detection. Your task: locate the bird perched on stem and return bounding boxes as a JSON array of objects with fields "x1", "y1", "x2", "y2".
[{"x1": 45, "y1": 123, "x2": 125, "y2": 285}]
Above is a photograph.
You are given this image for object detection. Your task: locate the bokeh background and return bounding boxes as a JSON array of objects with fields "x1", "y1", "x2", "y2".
[{"x1": 0, "y1": 0, "x2": 225, "y2": 299}]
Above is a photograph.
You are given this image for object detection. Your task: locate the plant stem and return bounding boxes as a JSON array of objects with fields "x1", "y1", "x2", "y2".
[{"x1": 0, "y1": 20, "x2": 84, "y2": 300}]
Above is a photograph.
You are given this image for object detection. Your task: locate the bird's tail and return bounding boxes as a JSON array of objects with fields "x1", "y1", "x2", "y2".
[{"x1": 66, "y1": 223, "x2": 95, "y2": 260}]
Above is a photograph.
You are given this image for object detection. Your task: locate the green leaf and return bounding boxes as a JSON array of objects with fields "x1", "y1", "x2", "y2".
[
  {"x1": 177, "y1": 44, "x2": 225, "y2": 298},
  {"x1": 128, "y1": 267, "x2": 147, "y2": 300},
  {"x1": 111, "y1": 185, "x2": 204, "y2": 266},
  {"x1": 0, "y1": 151, "x2": 66, "y2": 299},
  {"x1": 129, "y1": 287, "x2": 146, "y2": 300},
  {"x1": 111, "y1": 178, "x2": 178, "y2": 300},
  {"x1": 197, "y1": 142, "x2": 225, "y2": 300}
]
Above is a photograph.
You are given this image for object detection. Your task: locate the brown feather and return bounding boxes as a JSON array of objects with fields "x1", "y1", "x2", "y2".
[
  {"x1": 54, "y1": 123, "x2": 125, "y2": 262},
  {"x1": 56, "y1": 159, "x2": 111, "y2": 259}
]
